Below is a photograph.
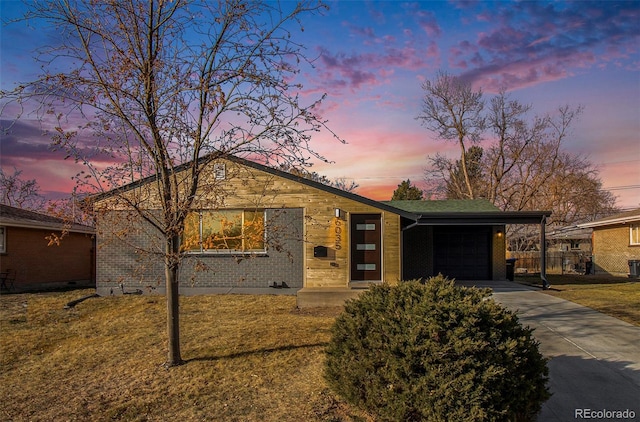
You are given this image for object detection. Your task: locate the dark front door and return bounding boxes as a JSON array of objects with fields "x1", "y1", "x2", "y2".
[
  {"x1": 433, "y1": 226, "x2": 491, "y2": 280},
  {"x1": 350, "y1": 214, "x2": 382, "y2": 281}
]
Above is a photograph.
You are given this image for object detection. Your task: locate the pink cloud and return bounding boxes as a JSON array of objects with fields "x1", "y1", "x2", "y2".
[
  {"x1": 312, "y1": 45, "x2": 434, "y2": 94},
  {"x1": 416, "y1": 11, "x2": 441, "y2": 38}
]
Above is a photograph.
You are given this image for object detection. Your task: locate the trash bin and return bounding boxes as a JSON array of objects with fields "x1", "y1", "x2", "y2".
[
  {"x1": 585, "y1": 257, "x2": 593, "y2": 275},
  {"x1": 629, "y1": 260, "x2": 640, "y2": 279},
  {"x1": 506, "y1": 258, "x2": 517, "y2": 281}
]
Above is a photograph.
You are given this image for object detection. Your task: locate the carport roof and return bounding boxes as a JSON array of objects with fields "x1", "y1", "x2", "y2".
[
  {"x1": 383, "y1": 199, "x2": 500, "y2": 213},
  {"x1": 382, "y1": 200, "x2": 551, "y2": 225}
]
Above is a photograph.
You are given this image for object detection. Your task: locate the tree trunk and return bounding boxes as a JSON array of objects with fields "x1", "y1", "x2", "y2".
[
  {"x1": 165, "y1": 235, "x2": 183, "y2": 366},
  {"x1": 459, "y1": 140, "x2": 474, "y2": 199}
]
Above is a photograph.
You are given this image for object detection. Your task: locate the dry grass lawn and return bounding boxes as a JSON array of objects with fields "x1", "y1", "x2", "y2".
[
  {"x1": 0, "y1": 290, "x2": 372, "y2": 422},
  {"x1": 516, "y1": 274, "x2": 640, "y2": 326},
  {"x1": 3, "y1": 277, "x2": 637, "y2": 420}
]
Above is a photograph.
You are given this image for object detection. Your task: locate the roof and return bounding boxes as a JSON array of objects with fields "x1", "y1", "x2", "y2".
[
  {"x1": 382, "y1": 199, "x2": 550, "y2": 226},
  {"x1": 0, "y1": 204, "x2": 95, "y2": 234},
  {"x1": 91, "y1": 154, "x2": 417, "y2": 220},
  {"x1": 91, "y1": 153, "x2": 550, "y2": 225},
  {"x1": 383, "y1": 199, "x2": 500, "y2": 213},
  {"x1": 547, "y1": 226, "x2": 592, "y2": 240},
  {"x1": 578, "y1": 208, "x2": 640, "y2": 229}
]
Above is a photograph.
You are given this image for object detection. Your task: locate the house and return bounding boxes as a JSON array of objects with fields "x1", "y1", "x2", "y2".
[
  {"x1": 545, "y1": 226, "x2": 593, "y2": 274},
  {"x1": 578, "y1": 208, "x2": 640, "y2": 277},
  {"x1": 93, "y1": 155, "x2": 550, "y2": 306},
  {"x1": 0, "y1": 204, "x2": 95, "y2": 291}
]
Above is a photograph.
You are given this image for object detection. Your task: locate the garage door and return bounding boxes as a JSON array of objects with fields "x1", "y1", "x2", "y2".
[{"x1": 433, "y1": 226, "x2": 491, "y2": 280}]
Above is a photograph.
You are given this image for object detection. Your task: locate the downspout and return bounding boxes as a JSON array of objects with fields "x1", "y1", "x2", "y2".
[{"x1": 541, "y1": 215, "x2": 550, "y2": 289}]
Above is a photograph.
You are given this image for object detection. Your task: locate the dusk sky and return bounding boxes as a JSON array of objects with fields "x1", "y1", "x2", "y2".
[{"x1": 1, "y1": 1, "x2": 639, "y2": 210}]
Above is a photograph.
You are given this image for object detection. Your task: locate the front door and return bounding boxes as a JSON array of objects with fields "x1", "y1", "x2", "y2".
[{"x1": 350, "y1": 214, "x2": 382, "y2": 281}]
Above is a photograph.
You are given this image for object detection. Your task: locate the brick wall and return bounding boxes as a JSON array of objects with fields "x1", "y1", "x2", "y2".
[
  {"x1": 592, "y1": 225, "x2": 640, "y2": 275},
  {"x1": 0, "y1": 226, "x2": 94, "y2": 288},
  {"x1": 96, "y1": 208, "x2": 303, "y2": 294}
]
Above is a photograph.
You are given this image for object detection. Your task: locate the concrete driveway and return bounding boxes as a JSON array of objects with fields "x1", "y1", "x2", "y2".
[{"x1": 458, "y1": 280, "x2": 640, "y2": 421}]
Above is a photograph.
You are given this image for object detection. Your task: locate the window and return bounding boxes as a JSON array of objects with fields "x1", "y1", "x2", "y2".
[
  {"x1": 631, "y1": 224, "x2": 640, "y2": 246},
  {"x1": 182, "y1": 210, "x2": 265, "y2": 253},
  {"x1": 0, "y1": 226, "x2": 5, "y2": 253}
]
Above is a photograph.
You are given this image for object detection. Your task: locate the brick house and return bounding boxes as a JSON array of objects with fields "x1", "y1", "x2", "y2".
[
  {"x1": 93, "y1": 155, "x2": 550, "y2": 305},
  {"x1": 578, "y1": 208, "x2": 640, "y2": 277},
  {"x1": 0, "y1": 204, "x2": 95, "y2": 291}
]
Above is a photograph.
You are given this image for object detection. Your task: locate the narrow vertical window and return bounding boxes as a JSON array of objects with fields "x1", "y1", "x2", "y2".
[
  {"x1": 631, "y1": 224, "x2": 640, "y2": 246},
  {"x1": 0, "y1": 227, "x2": 5, "y2": 253}
]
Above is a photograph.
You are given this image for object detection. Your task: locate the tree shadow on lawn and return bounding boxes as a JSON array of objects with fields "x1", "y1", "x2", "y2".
[{"x1": 185, "y1": 341, "x2": 329, "y2": 363}]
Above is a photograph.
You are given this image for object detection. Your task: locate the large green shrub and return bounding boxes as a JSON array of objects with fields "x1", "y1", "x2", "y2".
[{"x1": 324, "y1": 276, "x2": 550, "y2": 422}]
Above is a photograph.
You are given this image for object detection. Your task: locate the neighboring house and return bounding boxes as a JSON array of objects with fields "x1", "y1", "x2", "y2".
[
  {"x1": 578, "y1": 208, "x2": 640, "y2": 277},
  {"x1": 545, "y1": 226, "x2": 593, "y2": 274},
  {"x1": 93, "y1": 155, "x2": 550, "y2": 306},
  {"x1": 547, "y1": 226, "x2": 592, "y2": 253},
  {"x1": 0, "y1": 204, "x2": 95, "y2": 291}
]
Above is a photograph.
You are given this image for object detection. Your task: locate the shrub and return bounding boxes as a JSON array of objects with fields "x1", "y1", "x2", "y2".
[{"x1": 324, "y1": 276, "x2": 550, "y2": 422}]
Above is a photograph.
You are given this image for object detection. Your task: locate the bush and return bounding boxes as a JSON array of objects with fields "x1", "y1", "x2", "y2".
[{"x1": 324, "y1": 276, "x2": 550, "y2": 422}]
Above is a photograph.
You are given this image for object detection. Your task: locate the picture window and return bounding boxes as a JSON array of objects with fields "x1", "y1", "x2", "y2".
[{"x1": 182, "y1": 210, "x2": 265, "y2": 254}]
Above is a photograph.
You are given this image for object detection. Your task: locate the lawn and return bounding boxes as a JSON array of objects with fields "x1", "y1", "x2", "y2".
[
  {"x1": 516, "y1": 274, "x2": 640, "y2": 326},
  {"x1": 2, "y1": 278, "x2": 637, "y2": 421},
  {"x1": 0, "y1": 290, "x2": 371, "y2": 422}
]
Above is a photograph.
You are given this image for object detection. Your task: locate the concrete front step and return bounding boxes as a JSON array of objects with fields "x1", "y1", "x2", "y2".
[{"x1": 296, "y1": 287, "x2": 366, "y2": 308}]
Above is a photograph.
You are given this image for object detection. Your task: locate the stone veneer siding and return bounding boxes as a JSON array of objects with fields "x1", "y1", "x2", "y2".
[{"x1": 96, "y1": 208, "x2": 303, "y2": 295}]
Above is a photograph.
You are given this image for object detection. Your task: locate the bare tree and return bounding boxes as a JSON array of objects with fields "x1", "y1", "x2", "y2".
[
  {"x1": 0, "y1": 167, "x2": 47, "y2": 211},
  {"x1": 417, "y1": 71, "x2": 485, "y2": 199},
  {"x1": 420, "y1": 78, "x2": 617, "y2": 249},
  {"x1": 278, "y1": 163, "x2": 359, "y2": 192},
  {"x1": 2, "y1": 0, "x2": 338, "y2": 366}
]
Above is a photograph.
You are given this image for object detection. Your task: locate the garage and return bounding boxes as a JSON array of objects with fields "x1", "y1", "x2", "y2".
[{"x1": 433, "y1": 226, "x2": 492, "y2": 280}]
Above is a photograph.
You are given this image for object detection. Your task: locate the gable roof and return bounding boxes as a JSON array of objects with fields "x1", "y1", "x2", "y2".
[
  {"x1": 0, "y1": 204, "x2": 94, "y2": 234},
  {"x1": 578, "y1": 208, "x2": 640, "y2": 229},
  {"x1": 91, "y1": 153, "x2": 417, "y2": 219},
  {"x1": 91, "y1": 153, "x2": 551, "y2": 225}
]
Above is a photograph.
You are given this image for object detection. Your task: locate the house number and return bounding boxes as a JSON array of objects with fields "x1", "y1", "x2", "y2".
[{"x1": 334, "y1": 218, "x2": 342, "y2": 250}]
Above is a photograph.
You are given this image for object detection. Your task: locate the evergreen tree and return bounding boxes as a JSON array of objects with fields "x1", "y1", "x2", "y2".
[{"x1": 391, "y1": 179, "x2": 423, "y2": 200}]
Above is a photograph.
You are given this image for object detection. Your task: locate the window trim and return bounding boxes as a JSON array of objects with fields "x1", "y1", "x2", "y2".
[{"x1": 182, "y1": 209, "x2": 267, "y2": 255}]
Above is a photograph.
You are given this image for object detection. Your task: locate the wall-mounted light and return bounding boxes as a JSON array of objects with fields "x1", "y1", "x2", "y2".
[
  {"x1": 335, "y1": 208, "x2": 345, "y2": 219},
  {"x1": 497, "y1": 229, "x2": 503, "y2": 238}
]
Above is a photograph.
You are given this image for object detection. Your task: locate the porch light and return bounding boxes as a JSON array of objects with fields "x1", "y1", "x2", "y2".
[
  {"x1": 497, "y1": 229, "x2": 503, "y2": 238},
  {"x1": 335, "y1": 208, "x2": 345, "y2": 219}
]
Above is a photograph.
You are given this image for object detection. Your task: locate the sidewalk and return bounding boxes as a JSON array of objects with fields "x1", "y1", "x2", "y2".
[{"x1": 490, "y1": 283, "x2": 640, "y2": 422}]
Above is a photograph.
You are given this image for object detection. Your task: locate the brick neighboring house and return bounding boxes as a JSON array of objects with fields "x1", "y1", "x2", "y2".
[
  {"x1": 0, "y1": 204, "x2": 95, "y2": 291},
  {"x1": 578, "y1": 208, "x2": 640, "y2": 277},
  {"x1": 92, "y1": 155, "x2": 550, "y2": 306}
]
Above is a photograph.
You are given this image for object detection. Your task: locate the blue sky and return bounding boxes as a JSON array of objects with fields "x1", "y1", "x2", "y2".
[{"x1": 1, "y1": 1, "x2": 639, "y2": 209}]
